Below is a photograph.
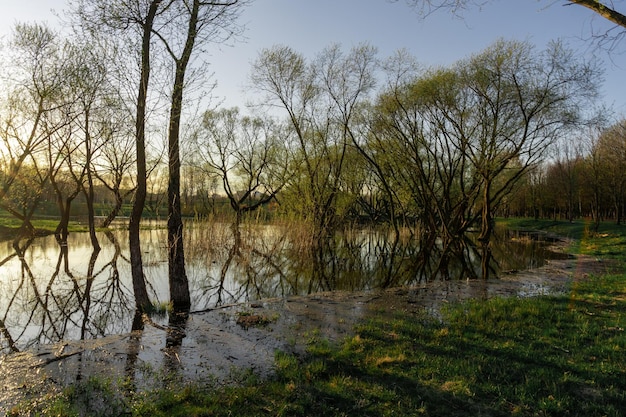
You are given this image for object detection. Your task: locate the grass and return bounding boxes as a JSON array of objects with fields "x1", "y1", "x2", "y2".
[
  {"x1": 10, "y1": 218, "x2": 626, "y2": 416},
  {"x1": 0, "y1": 214, "x2": 86, "y2": 240},
  {"x1": 499, "y1": 217, "x2": 626, "y2": 261}
]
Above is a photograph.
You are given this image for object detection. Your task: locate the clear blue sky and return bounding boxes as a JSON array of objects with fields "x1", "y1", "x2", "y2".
[{"x1": 2, "y1": 0, "x2": 626, "y2": 115}]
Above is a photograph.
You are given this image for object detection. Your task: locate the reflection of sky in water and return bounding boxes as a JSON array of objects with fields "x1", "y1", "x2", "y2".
[{"x1": 2, "y1": 235, "x2": 97, "y2": 278}]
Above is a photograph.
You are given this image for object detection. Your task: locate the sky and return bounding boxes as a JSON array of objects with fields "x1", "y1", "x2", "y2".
[{"x1": 2, "y1": 0, "x2": 626, "y2": 116}]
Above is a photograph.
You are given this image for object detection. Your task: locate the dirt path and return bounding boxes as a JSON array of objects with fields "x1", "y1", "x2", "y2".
[{"x1": 0, "y1": 247, "x2": 614, "y2": 413}]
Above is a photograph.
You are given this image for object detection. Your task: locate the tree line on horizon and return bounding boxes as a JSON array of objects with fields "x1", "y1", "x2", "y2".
[{"x1": 7, "y1": 123, "x2": 625, "y2": 228}]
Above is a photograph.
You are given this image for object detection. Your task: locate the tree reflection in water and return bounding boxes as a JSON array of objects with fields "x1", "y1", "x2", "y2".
[
  {"x1": 0, "y1": 222, "x2": 558, "y2": 354},
  {"x1": 0, "y1": 231, "x2": 135, "y2": 354}
]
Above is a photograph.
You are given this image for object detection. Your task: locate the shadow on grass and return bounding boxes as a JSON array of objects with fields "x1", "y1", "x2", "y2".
[
  {"x1": 318, "y1": 285, "x2": 626, "y2": 416},
  {"x1": 114, "y1": 273, "x2": 626, "y2": 417}
]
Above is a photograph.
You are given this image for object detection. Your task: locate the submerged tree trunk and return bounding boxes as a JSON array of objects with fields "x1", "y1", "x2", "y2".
[
  {"x1": 163, "y1": 0, "x2": 209, "y2": 312},
  {"x1": 53, "y1": 187, "x2": 80, "y2": 244},
  {"x1": 83, "y1": 111, "x2": 100, "y2": 251},
  {"x1": 478, "y1": 181, "x2": 494, "y2": 280},
  {"x1": 166, "y1": 56, "x2": 190, "y2": 308}
]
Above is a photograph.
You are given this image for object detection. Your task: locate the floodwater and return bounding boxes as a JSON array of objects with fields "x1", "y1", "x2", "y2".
[
  {"x1": 0, "y1": 221, "x2": 601, "y2": 412},
  {"x1": 0, "y1": 222, "x2": 566, "y2": 354}
]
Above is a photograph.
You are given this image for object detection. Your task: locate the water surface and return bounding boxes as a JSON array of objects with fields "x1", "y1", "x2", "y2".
[{"x1": 0, "y1": 221, "x2": 563, "y2": 353}]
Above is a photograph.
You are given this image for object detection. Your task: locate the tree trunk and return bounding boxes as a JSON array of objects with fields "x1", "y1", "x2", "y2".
[
  {"x1": 478, "y1": 181, "x2": 493, "y2": 243},
  {"x1": 478, "y1": 181, "x2": 493, "y2": 280},
  {"x1": 52, "y1": 176, "x2": 79, "y2": 244},
  {"x1": 83, "y1": 111, "x2": 100, "y2": 251},
  {"x1": 101, "y1": 191, "x2": 123, "y2": 228},
  {"x1": 57, "y1": 197, "x2": 73, "y2": 243},
  {"x1": 164, "y1": 0, "x2": 204, "y2": 312},
  {"x1": 167, "y1": 73, "x2": 190, "y2": 311},
  {"x1": 129, "y1": 0, "x2": 162, "y2": 313}
]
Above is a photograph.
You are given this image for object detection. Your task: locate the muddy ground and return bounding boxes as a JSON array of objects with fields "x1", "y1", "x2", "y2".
[{"x1": 0, "y1": 243, "x2": 614, "y2": 413}]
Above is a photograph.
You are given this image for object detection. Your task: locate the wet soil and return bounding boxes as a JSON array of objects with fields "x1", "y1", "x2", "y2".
[{"x1": 0, "y1": 241, "x2": 616, "y2": 413}]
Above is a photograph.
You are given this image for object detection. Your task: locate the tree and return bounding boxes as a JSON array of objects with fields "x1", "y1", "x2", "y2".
[
  {"x1": 351, "y1": 50, "x2": 421, "y2": 233},
  {"x1": 195, "y1": 108, "x2": 291, "y2": 240},
  {"x1": 0, "y1": 23, "x2": 75, "y2": 225},
  {"x1": 581, "y1": 127, "x2": 608, "y2": 231},
  {"x1": 0, "y1": 163, "x2": 46, "y2": 237},
  {"x1": 552, "y1": 138, "x2": 585, "y2": 221},
  {"x1": 595, "y1": 119, "x2": 626, "y2": 223},
  {"x1": 92, "y1": 109, "x2": 137, "y2": 228},
  {"x1": 372, "y1": 64, "x2": 482, "y2": 279},
  {"x1": 466, "y1": 40, "x2": 597, "y2": 277},
  {"x1": 151, "y1": 0, "x2": 247, "y2": 311},
  {"x1": 461, "y1": 40, "x2": 597, "y2": 245},
  {"x1": 371, "y1": 39, "x2": 598, "y2": 279},
  {"x1": 68, "y1": 0, "x2": 168, "y2": 312},
  {"x1": 251, "y1": 44, "x2": 377, "y2": 241},
  {"x1": 65, "y1": 39, "x2": 117, "y2": 251},
  {"x1": 47, "y1": 122, "x2": 85, "y2": 243},
  {"x1": 131, "y1": 0, "x2": 163, "y2": 313}
]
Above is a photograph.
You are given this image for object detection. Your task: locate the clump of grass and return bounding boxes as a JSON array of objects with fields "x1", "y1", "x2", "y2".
[
  {"x1": 235, "y1": 310, "x2": 276, "y2": 328},
  {"x1": 184, "y1": 218, "x2": 233, "y2": 259},
  {"x1": 10, "y1": 377, "x2": 130, "y2": 417}
]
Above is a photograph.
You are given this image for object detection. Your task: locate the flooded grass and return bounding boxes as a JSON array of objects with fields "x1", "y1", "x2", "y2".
[
  {"x1": 28, "y1": 275, "x2": 624, "y2": 416},
  {"x1": 142, "y1": 278, "x2": 623, "y2": 417},
  {"x1": 11, "y1": 219, "x2": 626, "y2": 417}
]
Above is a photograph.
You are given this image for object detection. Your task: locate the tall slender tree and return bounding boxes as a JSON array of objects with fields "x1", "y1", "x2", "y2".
[
  {"x1": 151, "y1": 0, "x2": 247, "y2": 311},
  {"x1": 130, "y1": 0, "x2": 162, "y2": 312}
]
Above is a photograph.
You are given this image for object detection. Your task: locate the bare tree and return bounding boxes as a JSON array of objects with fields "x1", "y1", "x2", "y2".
[
  {"x1": 67, "y1": 0, "x2": 169, "y2": 312},
  {"x1": 0, "y1": 24, "x2": 75, "y2": 220},
  {"x1": 399, "y1": 0, "x2": 626, "y2": 50},
  {"x1": 65, "y1": 40, "x2": 116, "y2": 251},
  {"x1": 92, "y1": 113, "x2": 137, "y2": 228},
  {"x1": 251, "y1": 44, "x2": 377, "y2": 240}
]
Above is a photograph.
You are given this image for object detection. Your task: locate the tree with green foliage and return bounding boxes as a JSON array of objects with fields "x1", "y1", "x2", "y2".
[
  {"x1": 594, "y1": 119, "x2": 626, "y2": 224},
  {"x1": 372, "y1": 39, "x2": 599, "y2": 278}
]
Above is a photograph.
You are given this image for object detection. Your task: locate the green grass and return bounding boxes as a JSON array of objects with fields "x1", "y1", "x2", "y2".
[
  {"x1": 499, "y1": 217, "x2": 626, "y2": 262},
  {"x1": 498, "y1": 217, "x2": 626, "y2": 241},
  {"x1": 11, "y1": 218, "x2": 626, "y2": 416},
  {"x1": 0, "y1": 215, "x2": 86, "y2": 238}
]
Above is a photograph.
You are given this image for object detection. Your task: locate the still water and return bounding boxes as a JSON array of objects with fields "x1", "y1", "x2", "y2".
[{"x1": 0, "y1": 221, "x2": 562, "y2": 353}]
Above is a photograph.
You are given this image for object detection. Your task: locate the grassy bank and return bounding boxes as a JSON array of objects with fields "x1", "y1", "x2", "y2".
[
  {"x1": 500, "y1": 217, "x2": 626, "y2": 262},
  {"x1": 12, "y1": 219, "x2": 626, "y2": 416},
  {"x1": 0, "y1": 215, "x2": 85, "y2": 241}
]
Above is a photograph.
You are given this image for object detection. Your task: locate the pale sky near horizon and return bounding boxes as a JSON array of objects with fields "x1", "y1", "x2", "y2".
[{"x1": 2, "y1": 0, "x2": 626, "y2": 116}]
